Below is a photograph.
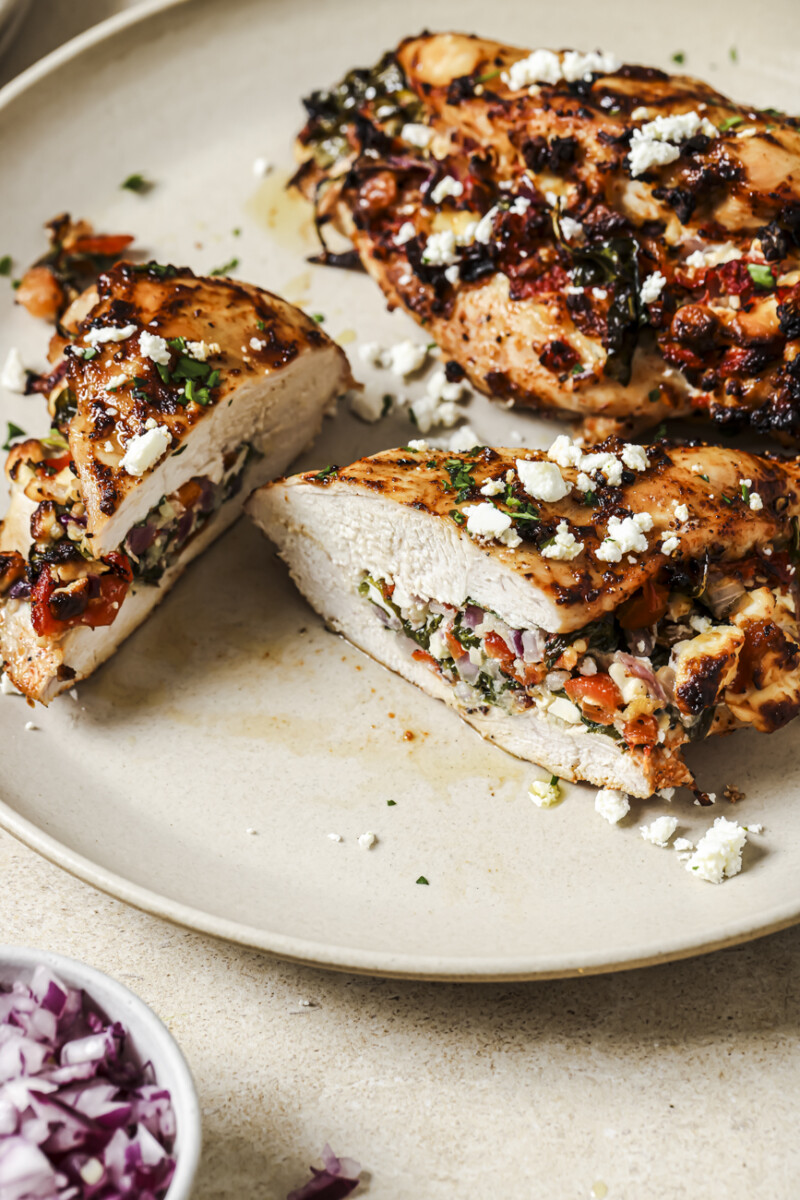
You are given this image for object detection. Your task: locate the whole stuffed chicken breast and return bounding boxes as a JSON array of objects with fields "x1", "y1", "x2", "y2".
[{"x1": 294, "y1": 33, "x2": 800, "y2": 439}]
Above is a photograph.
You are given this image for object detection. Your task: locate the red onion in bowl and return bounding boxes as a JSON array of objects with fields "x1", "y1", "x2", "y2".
[{"x1": 0, "y1": 964, "x2": 176, "y2": 1200}]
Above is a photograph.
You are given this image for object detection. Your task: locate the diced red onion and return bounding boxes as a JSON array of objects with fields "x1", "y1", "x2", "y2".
[
  {"x1": 521, "y1": 629, "x2": 545, "y2": 663},
  {"x1": 510, "y1": 630, "x2": 524, "y2": 657},
  {"x1": 125, "y1": 523, "x2": 159, "y2": 556},
  {"x1": 0, "y1": 967, "x2": 176, "y2": 1200},
  {"x1": 615, "y1": 652, "x2": 668, "y2": 703},
  {"x1": 463, "y1": 605, "x2": 484, "y2": 629},
  {"x1": 704, "y1": 573, "x2": 745, "y2": 618},
  {"x1": 287, "y1": 1144, "x2": 362, "y2": 1200}
]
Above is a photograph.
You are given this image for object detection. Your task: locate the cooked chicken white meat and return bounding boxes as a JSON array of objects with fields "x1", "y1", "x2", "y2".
[
  {"x1": 0, "y1": 260, "x2": 353, "y2": 703},
  {"x1": 294, "y1": 33, "x2": 800, "y2": 440},
  {"x1": 248, "y1": 438, "x2": 800, "y2": 798}
]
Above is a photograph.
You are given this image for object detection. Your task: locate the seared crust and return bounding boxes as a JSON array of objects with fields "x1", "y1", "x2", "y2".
[
  {"x1": 296, "y1": 440, "x2": 800, "y2": 631},
  {"x1": 52, "y1": 262, "x2": 350, "y2": 537},
  {"x1": 295, "y1": 33, "x2": 800, "y2": 437}
]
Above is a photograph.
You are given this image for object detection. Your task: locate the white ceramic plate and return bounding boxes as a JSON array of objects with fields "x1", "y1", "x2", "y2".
[{"x1": 0, "y1": 0, "x2": 798, "y2": 980}]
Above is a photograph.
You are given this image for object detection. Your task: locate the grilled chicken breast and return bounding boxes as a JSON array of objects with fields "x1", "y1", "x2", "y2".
[
  {"x1": 0, "y1": 261, "x2": 353, "y2": 703},
  {"x1": 248, "y1": 437, "x2": 800, "y2": 797},
  {"x1": 294, "y1": 34, "x2": 800, "y2": 439}
]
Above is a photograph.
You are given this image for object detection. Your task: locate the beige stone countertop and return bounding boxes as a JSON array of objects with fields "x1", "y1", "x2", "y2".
[{"x1": 2, "y1": 4, "x2": 800, "y2": 1198}]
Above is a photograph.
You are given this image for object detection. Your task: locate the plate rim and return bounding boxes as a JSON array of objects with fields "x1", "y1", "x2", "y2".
[{"x1": 1, "y1": 0, "x2": 799, "y2": 980}]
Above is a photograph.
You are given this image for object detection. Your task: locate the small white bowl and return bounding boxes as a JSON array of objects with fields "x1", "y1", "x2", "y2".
[{"x1": 0, "y1": 945, "x2": 201, "y2": 1200}]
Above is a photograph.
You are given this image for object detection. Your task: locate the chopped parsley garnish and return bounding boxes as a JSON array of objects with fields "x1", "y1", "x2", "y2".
[
  {"x1": 700, "y1": 473, "x2": 709, "y2": 482},
  {"x1": 256, "y1": 319, "x2": 266, "y2": 332},
  {"x1": 571, "y1": 364, "x2": 583, "y2": 376},
  {"x1": 209, "y1": 257, "x2": 240, "y2": 277},
  {"x1": 581, "y1": 489, "x2": 597, "y2": 505},
  {"x1": 0, "y1": 255, "x2": 11, "y2": 276},
  {"x1": 415, "y1": 876, "x2": 429, "y2": 885},
  {"x1": 310, "y1": 313, "x2": 325, "y2": 323},
  {"x1": 2, "y1": 421, "x2": 26, "y2": 450},
  {"x1": 721, "y1": 494, "x2": 733, "y2": 505},
  {"x1": 381, "y1": 394, "x2": 392, "y2": 417},
  {"x1": 121, "y1": 173, "x2": 153, "y2": 194},
  {"x1": 740, "y1": 481, "x2": 751, "y2": 502},
  {"x1": 387, "y1": 800, "x2": 397, "y2": 806},
  {"x1": 449, "y1": 508, "x2": 466, "y2": 525},
  {"x1": 312, "y1": 464, "x2": 338, "y2": 481},
  {"x1": 648, "y1": 387, "x2": 661, "y2": 402},
  {"x1": 232, "y1": 227, "x2": 242, "y2": 237},
  {"x1": 442, "y1": 457, "x2": 477, "y2": 501},
  {"x1": 746, "y1": 263, "x2": 774, "y2": 289},
  {"x1": 549, "y1": 775, "x2": 559, "y2": 787},
  {"x1": 719, "y1": 115, "x2": 744, "y2": 132},
  {"x1": 729, "y1": 46, "x2": 738, "y2": 62},
  {"x1": 475, "y1": 69, "x2": 500, "y2": 83},
  {"x1": 671, "y1": 51, "x2": 686, "y2": 64}
]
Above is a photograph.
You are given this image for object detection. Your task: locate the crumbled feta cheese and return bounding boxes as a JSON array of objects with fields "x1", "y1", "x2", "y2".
[
  {"x1": 86, "y1": 323, "x2": 137, "y2": 347},
  {"x1": 509, "y1": 196, "x2": 531, "y2": 216},
  {"x1": 685, "y1": 249, "x2": 707, "y2": 268},
  {"x1": 138, "y1": 331, "x2": 171, "y2": 365},
  {"x1": 561, "y1": 49, "x2": 620, "y2": 81},
  {"x1": 443, "y1": 425, "x2": 481, "y2": 452},
  {"x1": 1, "y1": 347, "x2": 28, "y2": 392},
  {"x1": 252, "y1": 156, "x2": 273, "y2": 178},
  {"x1": 749, "y1": 492, "x2": 763, "y2": 511},
  {"x1": 658, "y1": 787, "x2": 676, "y2": 801},
  {"x1": 580, "y1": 451, "x2": 623, "y2": 486},
  {"x1": 674, "y1": 837, "x2": 694, "y2": 853},
  {"x1": 246, "y1": 827, "x2": 258, "y2": 835},
  {"x1": 249, "y1": 336, "x2": 265, "y2": 351},
  {"x1": 383, "y1": 340, "x2": 428, "y2": 378},
  {"x1": 541, "y1": 519, "x2": 584, "y2": 561},
  {"x1": 640, "y1": 271, "x2": 667, "y2": 305},
  {"x1": 498, "y1": 527, "x2": 522, "y2": 549},
  {"x1": 629, "y1": 111, "x2": 719, "y2": 177},
  {"x1": 105, "y1": 373, "x2": 128, "y2": 391},
  {"x1": 689, "y1": 613, "x2": 712, "y2": 633},
  {"x1": 628, "y1": 137, "x2": 682, "y2": 177},
  {"x1": 674, "y1": 502, "x2": 689, "y2": 522},
  {"x1": 328, "y1": 833, "x2": 343, "y2": 842},
  {"x1": 503, "y1": 49, "x2": 563, "y2": 89},
  {"x1": 560, "y1": 216, "x2": 584, "y2": 242},
  {"x1": 576, "y1": 472, "x2": 593, "y2": 493},
  {"x1": 685, "y1": 816, "x2": 747, "y2": 883},
  {"x1": 661, "y1": 535, "x2": 681, "y2": 556},
  {"x1": 349, "y1": 389, "x2": 388, "y2": 423},
  {"x1": 596, "y1": 513, "x2": 653, "y2": 561},
  {"x1": 24, "y1": 721, "x2": 37, "y2": 732},
  {"x1": 640, "y1": 815, "x2": 678, "y2": 846},
  {"x1": 1, "y1": 672, "x2": 21, "y2": 695},
  {"x1": 401, "y1": 123, "x2": 433, "y2": 148},
  {"x1": 516, "y1": 459, "x2": 570, "y2": 503},
  {"x1": 529, "y1": 777, "x2": 562, "y2": 807},
  {"x1": 592, "y1": 287, "x2": 608, "y2": 300},
  {"x1": 394, "y1": 221, "x2": 417, "y2": 246},
  {"x1": 547, "y1": 434, "x2": 583, "y2": 469},
  {"x1": 547, "y1": 696, "x2": 582, "y2": 724},
  {"x1": 480, "y1": 477, "x2": 505, "y2": 496},
  {"x1": 685, "y1": 243, "x2": 742, "y2": 270},
  {"x1": 463, "y1": 502, "x2": 513, "y2": 541},
  {"x1": 119, "y1": 425, "x2": 171, "y2": 476},
  {"x1": 444, "y1": 264, "x2": 460, "y2": 285},
  {"x1": 745, "y1": 823, "x2": 763, "y2": 834},
  {"x1": 595, "y1": 788, "x2": 630, "y2": 824},
  {"x1": 430, "y1": 176, "x2": 464, "y2": 204},
  {"x1": 621, "y1": 443, "x2": 649, "y2": 472},
  {"x1": 421, "y1": 230, "x2": 459, "y2": 266},
  {"x1": 406, "y1": 439, "x2": 428, "y2": 451},
  {"x1": 358, "y1": 341, "x2": 384, "y2": 367},
  {"x1": 358, "y1": 831, "x2": 378, "y2": 850}
]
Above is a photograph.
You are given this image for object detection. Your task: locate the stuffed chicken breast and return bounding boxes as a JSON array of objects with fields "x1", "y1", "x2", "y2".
[
  {"x1": 294, "y1": 33, "x2": 800, "y2": 439},
  {"x1": 248, "y1": 437, "x2": 800, "y2": 798},
  {"x1": 0, "y1": 260, "x2": 353, "y2": 703}
]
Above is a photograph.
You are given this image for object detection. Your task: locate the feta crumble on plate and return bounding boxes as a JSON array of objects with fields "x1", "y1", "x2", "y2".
[{"x1": 595, "y1": 788, "x2": 630, "y2": 824}]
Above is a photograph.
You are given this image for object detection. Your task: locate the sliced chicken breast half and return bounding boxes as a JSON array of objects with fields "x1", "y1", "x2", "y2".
[
  {"x1": 0, "y1": 261, "x2": 353, "y2": 703},
  {"x1": 248, "y1": 438, "x2": 800, "y2": 798}
]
